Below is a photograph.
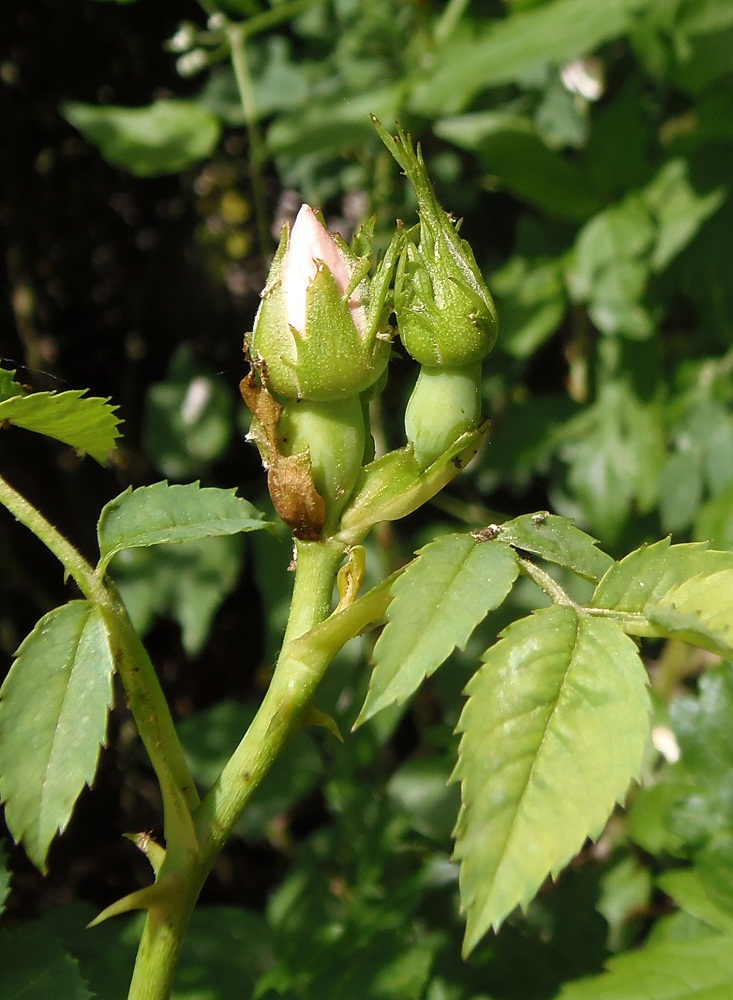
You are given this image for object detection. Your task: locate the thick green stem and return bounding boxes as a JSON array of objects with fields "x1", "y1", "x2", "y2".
[
  {"x1": 195, "y1": 537, "x2": 344, "y2": 851},
  {"x1": 126, "y1": 537, "x2": 347, "y2": 1000},
  {"x1": 127, "y1": 896, "x2": 201, "y2": 1000}
]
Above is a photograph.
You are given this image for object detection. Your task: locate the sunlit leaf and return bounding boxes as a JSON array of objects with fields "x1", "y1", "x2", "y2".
[
  {"x1": 0, "y1": 385, "x2": 121, "y2": 463},
  {"x1": 592, "y1": 538, "x2": 733, "y2": 613},
  {"x1": 496, "y1": 512, "x2": 614, "y2": 582},
  {"x1": 97, "y1": 481, "x2": 268, "y2": 575},
  {"x1": 61, "y1": 100, "x2": 221, "y2": 177},
  {"x1": 557, "y1": 933, "x2": 733, "y2": 999},
  {"x1": 356, "y1": 535, "x2": 518, "y2": 724},
  {"x1": 454, "y1": 606, "x2": 650, "y2": 952},
  {"x1": 647, "y1": 569, "x2": 733, "y2": 657},
  {"x1": 0, "y1": 602, "x2": 114, "y2": 872}
]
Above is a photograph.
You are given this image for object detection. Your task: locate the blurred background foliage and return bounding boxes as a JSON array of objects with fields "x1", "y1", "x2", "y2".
[{"x1": 3, "y1": 0, "x2": 733, "y2": 996}]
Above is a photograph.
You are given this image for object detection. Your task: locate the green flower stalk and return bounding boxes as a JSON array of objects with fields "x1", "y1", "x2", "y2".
[
  {"x1": 404, "y1": 362, "x2": 482, "y2": 471},
  {"x1": 374, "y1": 117, "x2": 498, "y2": 469}
]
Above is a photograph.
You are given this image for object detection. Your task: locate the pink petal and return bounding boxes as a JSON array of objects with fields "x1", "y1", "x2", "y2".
[{"x1": 283, "y1": 205, "x2": 365, "y2": 337}]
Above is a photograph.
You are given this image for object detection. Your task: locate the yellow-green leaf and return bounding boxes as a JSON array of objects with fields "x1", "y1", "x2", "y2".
[
  {"x1": 0, "y1": 385, "x2": 121, "y2": 463},
  {"x1": 454, "y1": 606, "x2": 650, "y2": 953},
  {"x1": 647, "y1": 569, "x2": 733, "y2": 658},
  {"x1": 356, "y1": 535, "x2": 518, "y2": 725},
  {"x1": 97, "y1": 481, "x2": 268, "y2": 575},
  {"x1": 0, "y1": 602, "x2": 115, "y2": 872}
]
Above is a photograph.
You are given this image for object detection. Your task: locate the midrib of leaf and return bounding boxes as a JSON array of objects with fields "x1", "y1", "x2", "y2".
[
  {"x1": 39, "y1": 616, "x2": 88, "y2": 836},
  {"x1": 471, "y1": 610, "x2": 581, "y2": 896}
]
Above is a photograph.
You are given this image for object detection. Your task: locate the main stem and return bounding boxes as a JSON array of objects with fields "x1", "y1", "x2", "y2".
[{"x1": 127, "y1": 537, "x2": 345, "y2": 1000}]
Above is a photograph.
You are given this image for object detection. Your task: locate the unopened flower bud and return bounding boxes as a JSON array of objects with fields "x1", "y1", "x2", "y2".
[
  {"x1": 249, "y1": 205, "x2": 397, "y2": 402},
  {"x1": 374, "y1": 118, "x2": 498, "y2": 368}
]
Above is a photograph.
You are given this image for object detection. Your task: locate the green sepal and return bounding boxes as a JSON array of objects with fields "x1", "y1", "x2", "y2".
[{"x1": 337, "y1": 419, "x2": 488, "y2": 545}]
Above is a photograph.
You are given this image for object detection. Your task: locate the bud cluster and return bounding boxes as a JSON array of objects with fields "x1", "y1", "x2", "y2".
[{"x1": 242, "y1": 120, "x2": 498, "y2": 537}]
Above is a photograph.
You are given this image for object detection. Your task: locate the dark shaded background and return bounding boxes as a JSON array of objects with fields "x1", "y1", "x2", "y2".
[{"x1": 1, "y1": 0, "x2": 280, "y2": 920}]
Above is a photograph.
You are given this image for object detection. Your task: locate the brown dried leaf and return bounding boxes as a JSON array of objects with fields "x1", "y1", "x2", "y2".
[
  {"x1": 268, "y1": 451, "x2": 325, "y2": 540},
  {"x1": 241, "y1": 372, "x2": 326, "y2": 539}
]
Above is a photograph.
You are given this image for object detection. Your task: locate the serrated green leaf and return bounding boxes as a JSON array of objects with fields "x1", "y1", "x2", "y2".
[
  {"x1": 496, "y1": 512, "x2": 614, "y2": 582},
  {"x1": 0, "y1": 387, "x2": 121, "y2": 463},
  {"x1": 97, "y1": 481, "x2": 268, "y2": 575},
  {"x1": 0, "y1": 923, "x2": 92, "y2": 1000},
  {"x1": 0, "y1": 367, "x2": 25, "y2": 402},
  {"x1": 0, "y1": 602, "x2": 114, "y2": 873},
  {"x1": 557, "y1": 933, "x2": 733, "y2": 999},
  {"x1": 356, "y1": 536, "x2": 518, "y2": 725},
  {"x1": 453, "y1": 606, "x2": 650, "y2": 952},
  {"x1": 647, "y1": 569, "x2": 733, "y2": 658},
  {"x1": 61, "y1": 100, "x2": 221, "y2": 177},
  {"x1": 592, "y1": 539, "x2": 733, "y2": 613}
]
